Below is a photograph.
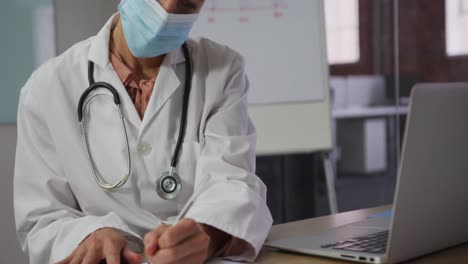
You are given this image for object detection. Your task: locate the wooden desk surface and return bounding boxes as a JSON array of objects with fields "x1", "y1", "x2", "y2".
[{"x1": 255, "y1": 206, "x2": 468, "y2": 263}]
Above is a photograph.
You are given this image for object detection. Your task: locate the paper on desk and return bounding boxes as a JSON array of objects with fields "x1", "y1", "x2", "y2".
[
  {"x1": 207, "y1": 259, "x2": 245, "y2": 264},
  {"x1": 141, "y1": 259, "x2": 243, "y2": 264}
]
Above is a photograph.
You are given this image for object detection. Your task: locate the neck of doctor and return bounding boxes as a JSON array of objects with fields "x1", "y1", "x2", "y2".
[{"x1": 111, "y1": 18, "x2": 165, "y2": 80}]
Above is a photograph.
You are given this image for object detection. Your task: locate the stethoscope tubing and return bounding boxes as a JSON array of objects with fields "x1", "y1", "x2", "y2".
[
  {"x1": 77, "y1": 43, "x2": 192, "y2": 195},
  {"x1": 171, "y1": 43, "x2": 192, "y2": 169},
  {"x1": 78, "y1": 81, "x2": 132, "y2": 190}
]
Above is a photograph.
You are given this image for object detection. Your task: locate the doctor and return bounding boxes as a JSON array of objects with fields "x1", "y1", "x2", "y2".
[{"x1": 14, "y1": 0, "x2": 272, "y2": 263}]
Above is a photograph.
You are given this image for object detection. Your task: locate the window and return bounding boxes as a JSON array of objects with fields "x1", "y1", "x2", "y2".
[
  {"x1": 324, "y1": 0, "x2": 360, "y2": 64},
  {"x1": 446, "y1": 0, "x2": 468, "y2": 56}
]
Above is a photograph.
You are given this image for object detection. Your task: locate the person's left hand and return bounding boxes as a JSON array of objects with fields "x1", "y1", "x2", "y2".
[{"x1": 144, "y1": 218, "x2": 210, "y2": 264}]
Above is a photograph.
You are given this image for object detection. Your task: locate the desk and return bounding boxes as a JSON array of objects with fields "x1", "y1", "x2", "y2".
[{"x1": 255, "y1": 206, "x2": 468, "y2": 263}]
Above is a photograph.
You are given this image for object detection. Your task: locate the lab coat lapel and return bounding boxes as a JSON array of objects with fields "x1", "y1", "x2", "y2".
[
  {"x1": 87, "y1": 13, "x2": 142, "y2": 129},
  {"x1": 141, "y1": 48, "x2": 186, "y2": 130}
]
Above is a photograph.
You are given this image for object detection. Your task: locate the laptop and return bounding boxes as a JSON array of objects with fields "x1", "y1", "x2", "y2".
[{"x1": 264, "y1": 83, "x2": 468, "y2": 263}]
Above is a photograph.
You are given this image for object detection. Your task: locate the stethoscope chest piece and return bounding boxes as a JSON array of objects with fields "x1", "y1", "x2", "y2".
[{"x1": 156, "y1": 169, "x2": 182, "y2": 200}]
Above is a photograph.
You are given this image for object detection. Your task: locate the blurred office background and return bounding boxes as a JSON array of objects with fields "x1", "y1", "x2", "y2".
[
  {"x1": 261, "y1": 0, "x2": 468, "y2": 223},
  {"x1": 2, "y1": 0, "x2": 468, "y2": 262}
]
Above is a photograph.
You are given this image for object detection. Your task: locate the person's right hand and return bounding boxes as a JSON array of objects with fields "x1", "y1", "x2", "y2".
[{"x1": 56, "y1": 227, "x2": 142, "y2": 264}]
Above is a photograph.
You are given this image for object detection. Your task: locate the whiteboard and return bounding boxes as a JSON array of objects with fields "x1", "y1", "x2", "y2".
[
  {"x1": 190, "y1": 0, "x2": 332, "y2": 154},
  {"x1": 190, "y1": 0, "x2": 326, "y2": 105}
]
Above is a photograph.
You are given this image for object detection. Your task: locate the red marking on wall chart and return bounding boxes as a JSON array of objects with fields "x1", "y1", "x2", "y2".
[{"x1": 205, "y1": 0, "x2": 288, "y2": 23}]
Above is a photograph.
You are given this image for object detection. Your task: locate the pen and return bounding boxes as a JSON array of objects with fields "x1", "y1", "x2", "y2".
[
  {"x1": 140, "y1": 177, "x2": 211, "y2": 263},
  {"x1": 175, "y1": 198, "x2": 195, "y2": 222},
  {"x1": 138, "y1": 195, "x2": 199, "y2": 264}
]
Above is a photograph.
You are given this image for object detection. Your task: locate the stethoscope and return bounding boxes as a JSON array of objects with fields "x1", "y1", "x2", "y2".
[{"x1": 77, "y1": 43, "x2": 192, "y2": 200}]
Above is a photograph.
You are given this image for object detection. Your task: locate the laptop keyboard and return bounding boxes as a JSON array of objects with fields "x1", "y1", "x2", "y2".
[{"x1": 321, "y1": 230, "x2": 388, "y2": 254}]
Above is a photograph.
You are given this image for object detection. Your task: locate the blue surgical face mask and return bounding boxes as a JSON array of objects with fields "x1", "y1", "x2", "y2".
[{"x1": 118, "y1": 0, "x2": 199, "y2": 58}]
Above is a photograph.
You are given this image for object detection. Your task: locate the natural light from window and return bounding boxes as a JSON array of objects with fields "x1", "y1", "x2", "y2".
[
  {"x1": 446, "y1": 0, "x2": 468, "y2": 56},
  {"x1": 324, "y1": 0, "x2": 360, "y2": 64}
]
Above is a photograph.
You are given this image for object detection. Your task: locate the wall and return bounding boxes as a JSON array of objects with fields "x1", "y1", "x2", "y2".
[
  {"x1": 332, "y1": 0, "x2": 468, "y2": 83},
  {"x1": 0, "y1": 2, "x2": 36, "y2": 122},
  {"x1": 330, "y1": 0, "x2": 379, "y2": 76},
  {"x1": 398, "y1": 0, "x2": 468, "y2": 83},
  {"x1": 0, "y1": 125, "x2": 28, "y2": 263},
  {"x1": 55, "y1": 0, "x2": 118, "y2": 54}
]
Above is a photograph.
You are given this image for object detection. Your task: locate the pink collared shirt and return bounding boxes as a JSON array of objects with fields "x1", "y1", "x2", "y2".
[{"x1": 109, "y1": 38, "x2": 157, "y2": 119}]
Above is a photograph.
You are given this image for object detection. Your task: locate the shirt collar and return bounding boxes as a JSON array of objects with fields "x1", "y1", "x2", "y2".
[{"x1": 88, "y1": 13, "x2": 187, "y2": 69}]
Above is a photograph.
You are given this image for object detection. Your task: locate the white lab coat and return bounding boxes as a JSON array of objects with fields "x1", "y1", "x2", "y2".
[{"x1": 14, "y1": 15, "x2": 272, "y2": 264}]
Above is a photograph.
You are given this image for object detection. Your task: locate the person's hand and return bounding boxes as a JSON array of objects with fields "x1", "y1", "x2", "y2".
[
  {"x1": 144, "y1": 218, "x2": 211, "y2": 264},
  {"x1": 57, "y1": 227, "x2": 142, "y2": 264}
]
